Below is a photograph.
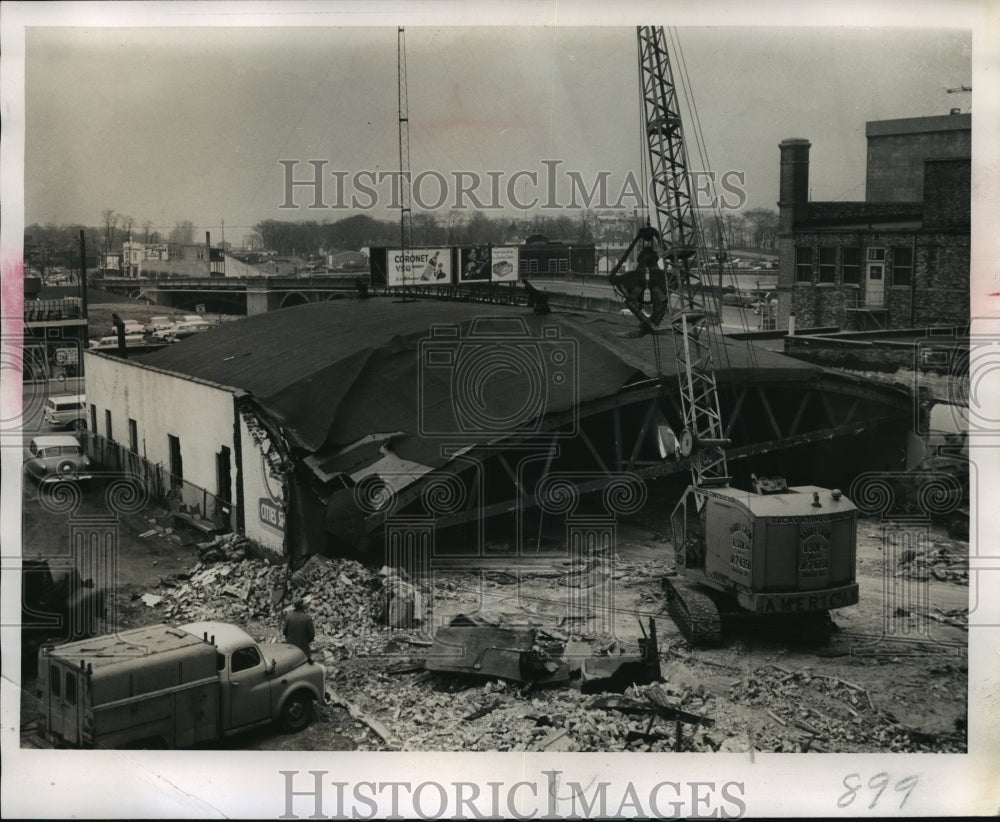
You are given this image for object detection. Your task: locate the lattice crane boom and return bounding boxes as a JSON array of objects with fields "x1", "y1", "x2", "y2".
[{"x1": 635, "y1": 25, "x2": 730, "y2": 489}]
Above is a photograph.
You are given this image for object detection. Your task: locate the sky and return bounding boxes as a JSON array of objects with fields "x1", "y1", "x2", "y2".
[{"x1": 22, "y1": 22, "x2": 972, "y2": 248}]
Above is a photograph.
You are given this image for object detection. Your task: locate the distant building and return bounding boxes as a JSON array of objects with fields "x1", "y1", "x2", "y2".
[
  {"x1": 138, "y1": 237, "x2": 225, "y2": 277},
  {"x1": 776, "y1": 112, "x2": 970, "y2": 331},
  {"x1": 518, "y1": 235, "x2": 596, "y2": 276}
]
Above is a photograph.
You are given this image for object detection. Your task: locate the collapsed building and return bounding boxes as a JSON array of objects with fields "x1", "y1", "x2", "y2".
[{"x1": 83, "y1": 298, "x2": 910, "y2": 568}]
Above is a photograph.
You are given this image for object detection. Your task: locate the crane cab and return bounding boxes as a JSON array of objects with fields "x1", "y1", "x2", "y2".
[{"x1": 671, "y1": 482, "x2": 859, "y2": 615}]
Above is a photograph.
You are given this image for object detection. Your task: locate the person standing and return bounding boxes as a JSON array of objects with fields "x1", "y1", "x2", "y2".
[{"x1": 283, "y1": 598, "x2": 315, "y2": 663}]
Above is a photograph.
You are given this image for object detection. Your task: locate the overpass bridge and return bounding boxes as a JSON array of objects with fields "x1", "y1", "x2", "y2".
[{"x1": 99, "y1": 273, "x2": 366, "y2": 315}]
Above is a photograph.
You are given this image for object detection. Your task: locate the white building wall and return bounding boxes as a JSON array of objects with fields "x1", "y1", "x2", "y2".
[{"x1": 84, "y1": 352, "x2": 237, "y2": 504}]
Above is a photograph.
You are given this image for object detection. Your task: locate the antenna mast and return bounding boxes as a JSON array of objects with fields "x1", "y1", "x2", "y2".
[{"x1": 398, "y1": 27, "x2": 413, "y2": 286}]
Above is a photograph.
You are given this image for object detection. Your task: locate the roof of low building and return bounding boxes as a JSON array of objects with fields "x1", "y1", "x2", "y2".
[{"x1": 136, "y1": 297, "x2": 819, "y2": 470}]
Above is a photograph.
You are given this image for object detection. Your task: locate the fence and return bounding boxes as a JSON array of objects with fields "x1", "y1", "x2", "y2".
[{"x1": 83, "y1": 431, "x2": 234, "y2": 532}]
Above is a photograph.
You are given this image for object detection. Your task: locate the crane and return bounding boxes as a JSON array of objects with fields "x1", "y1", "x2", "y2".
[{"x1": 612, "y1": 26, "x2": 861, "y2": 645}]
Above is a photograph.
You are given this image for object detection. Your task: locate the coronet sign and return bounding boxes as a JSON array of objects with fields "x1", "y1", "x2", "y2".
[
  {"x1": 387, "y1": 248, "x2": 452, "y2": 286},
  {"x1": 259, "y1": 497, "x2": 285, "y2": 532}
]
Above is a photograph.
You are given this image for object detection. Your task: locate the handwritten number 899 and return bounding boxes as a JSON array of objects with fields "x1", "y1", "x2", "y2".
[{"x1": 838, "y1": 773, "x2": 919, "y2": 810}]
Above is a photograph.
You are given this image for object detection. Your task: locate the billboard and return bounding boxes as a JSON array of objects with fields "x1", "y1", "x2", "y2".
[
  {"x1": 490, "y1": 246, "x2": 519, "y2": 282},
  {"x1": 387, "y1": 248, "x2": 453, "y2": 286},
  {"x1": 459, "y1": 246, "x2": 491, "y2": 282}
]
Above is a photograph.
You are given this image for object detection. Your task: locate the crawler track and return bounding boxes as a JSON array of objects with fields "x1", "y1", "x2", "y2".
[{"x1": 662, "y1": 574, "x2": 722, "y2": 646}]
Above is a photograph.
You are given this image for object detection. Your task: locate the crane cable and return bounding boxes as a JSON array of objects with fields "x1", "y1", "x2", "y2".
[
  {"x1": 668, "y1": 27, "x2": 758, "y2": 462},
  {"x1": 669, "y1": 28, "x2": 759, "y2": 388}
]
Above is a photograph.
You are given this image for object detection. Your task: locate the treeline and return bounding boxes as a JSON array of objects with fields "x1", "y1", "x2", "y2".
[
  {"x1": 25, "y1": 213, "x2": 202, "y2": 276},
  {"x1": 253, "y1": 211, "x2": 602, "y2": 257},
  {"x1": 255, "y1": 207, "x2": 779, "y2": 257}
]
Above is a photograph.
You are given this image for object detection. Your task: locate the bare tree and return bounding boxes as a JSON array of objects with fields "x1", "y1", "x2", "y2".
[
  {"x1": 101, "y1": 209, "x2": 118, "y2": 252},
  {"x1": 741, "y1": 207, "x2": 779, "y2": 250},
  {"x1": 141, "y1": 219, "x2": 153, "y2": 243},
  {"x1": 168, "y1": 220, "x2": 196, "y2": 245},
  {"x1": 120, "y1": 215, "x2": 134, "y2": 243}
]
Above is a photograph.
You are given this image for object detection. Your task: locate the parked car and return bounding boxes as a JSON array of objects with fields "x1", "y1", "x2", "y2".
[
  {"x1": 153, "y1": 320, "x2": 211, "y2": 341},
  {"x1": 89, "y1": 334, "x2": 147, "y2": 350},
  {"x1": 109, "y1": 319, "x2": 145, "y2": 336},
  {"x1": 38, "y1": 620, "x2": 325, "y2": 748},
  {"x1": 43, "y1": 393, "x2": 87, "y2": 432},
  {"x1": 23, "y1": 434, "x2": 92, "y2": 483},
  {"x1": 144, "y1": 315, "x2": 175, "y2": 333}
]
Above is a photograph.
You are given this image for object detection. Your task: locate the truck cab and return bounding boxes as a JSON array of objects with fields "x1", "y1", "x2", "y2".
[{"x1": 182, "y1": 621, "x2": 320, "y2": 734}]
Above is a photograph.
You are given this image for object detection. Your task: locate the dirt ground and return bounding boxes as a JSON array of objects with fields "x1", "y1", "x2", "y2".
[{"x1": 18, "y1": 469, "x2": 968, "y2": 754}]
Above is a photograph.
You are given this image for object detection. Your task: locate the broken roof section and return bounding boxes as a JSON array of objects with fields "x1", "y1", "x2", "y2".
[{"x1": 139, "y1": 299, "x2": 819, "y2": 474}]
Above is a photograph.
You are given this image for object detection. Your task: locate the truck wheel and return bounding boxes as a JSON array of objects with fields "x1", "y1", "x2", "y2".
[{"x1": 280, "y1": 692, "x2": 313, "y2": 733}]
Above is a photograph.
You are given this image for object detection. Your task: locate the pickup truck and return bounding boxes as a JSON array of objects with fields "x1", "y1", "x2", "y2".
[{"x1": 38, "y1": 621, "x2": 324, "y2": 748}]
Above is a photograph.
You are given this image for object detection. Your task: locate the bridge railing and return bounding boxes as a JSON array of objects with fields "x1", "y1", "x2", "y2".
[{"x1": 101, "y1": 272, "x2": 369, "y2": 289}]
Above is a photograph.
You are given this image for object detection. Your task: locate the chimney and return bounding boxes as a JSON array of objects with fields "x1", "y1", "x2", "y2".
[{"x1": 778, "y1": 138, "x2": 811, "y2": 234}]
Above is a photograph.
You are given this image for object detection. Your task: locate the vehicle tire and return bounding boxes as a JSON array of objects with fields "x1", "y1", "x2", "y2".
[
  {"x1": 56, "y1": 459, "x2": 76, "y2": 475},
  {"x1": 279, "y1": 692, "x2": 313, "y2": 733}
]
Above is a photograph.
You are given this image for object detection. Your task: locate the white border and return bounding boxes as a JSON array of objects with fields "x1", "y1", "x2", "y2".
[{"x1": 2, "y1": 2, "x2": 998, "y2": 818}]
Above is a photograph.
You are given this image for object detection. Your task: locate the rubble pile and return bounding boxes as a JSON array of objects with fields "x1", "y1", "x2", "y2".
[
  {"x1": 725, "y1": 664, "x2": 965, "y2": 753},
  {"x1": 896, "y1": 542, "x2": 969, "y2": 586},
  {"x1": 160, "y1": 549, "x2": 390, "y2": 657},
  {"x1": 325, "y1": 666, "x2": 719, "y2": 753}
]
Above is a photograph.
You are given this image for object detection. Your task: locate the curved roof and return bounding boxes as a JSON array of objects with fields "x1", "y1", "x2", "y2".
[{"x1": 137, "y1": 298, "x2": 819, "y2": 468}]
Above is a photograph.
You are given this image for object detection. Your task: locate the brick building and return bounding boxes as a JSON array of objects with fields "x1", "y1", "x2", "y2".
[{"x1": 775, "y1": 113, "x2": 970, "y2": 331}]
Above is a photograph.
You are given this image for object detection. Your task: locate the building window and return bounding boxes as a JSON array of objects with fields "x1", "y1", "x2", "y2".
[
  {"x1": 892, "y1": 247, "x2": 913, "y2": 287},
  {"x1": 795, "y1": 247, "x2": 813, "y2": 283},
  {"x1": 558, "y1": 258, "x2": 569, "y2": 273},
  {"x1": 867, "y1": 247, "x2": 886, "y2": 262},
  {"x1": 50, "y1": 665, "x2": 61, "y2": 697},
  {"x1": 65, "y1": 672, "x2": 76, "y2": 705},
  {"x1": 818, "y1": 247, "x2": 836, "y2": 284},
  {"x1": 842, "y1": 247, "x2": 861, "y2": 284},
  {"x1": 104, "y1": 410, "x2": 113, "y2": 442},
  {"x1": 547, "y1": 258, "x2": 558, "y2": 273},
  {"x1": 128, "y1": 419, "x2": 138, "y2": 454}
]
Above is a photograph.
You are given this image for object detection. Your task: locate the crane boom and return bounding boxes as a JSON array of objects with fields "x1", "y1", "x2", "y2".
[{"x1": 635, "y1": 26, "x2": 729, "y2": 489}]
